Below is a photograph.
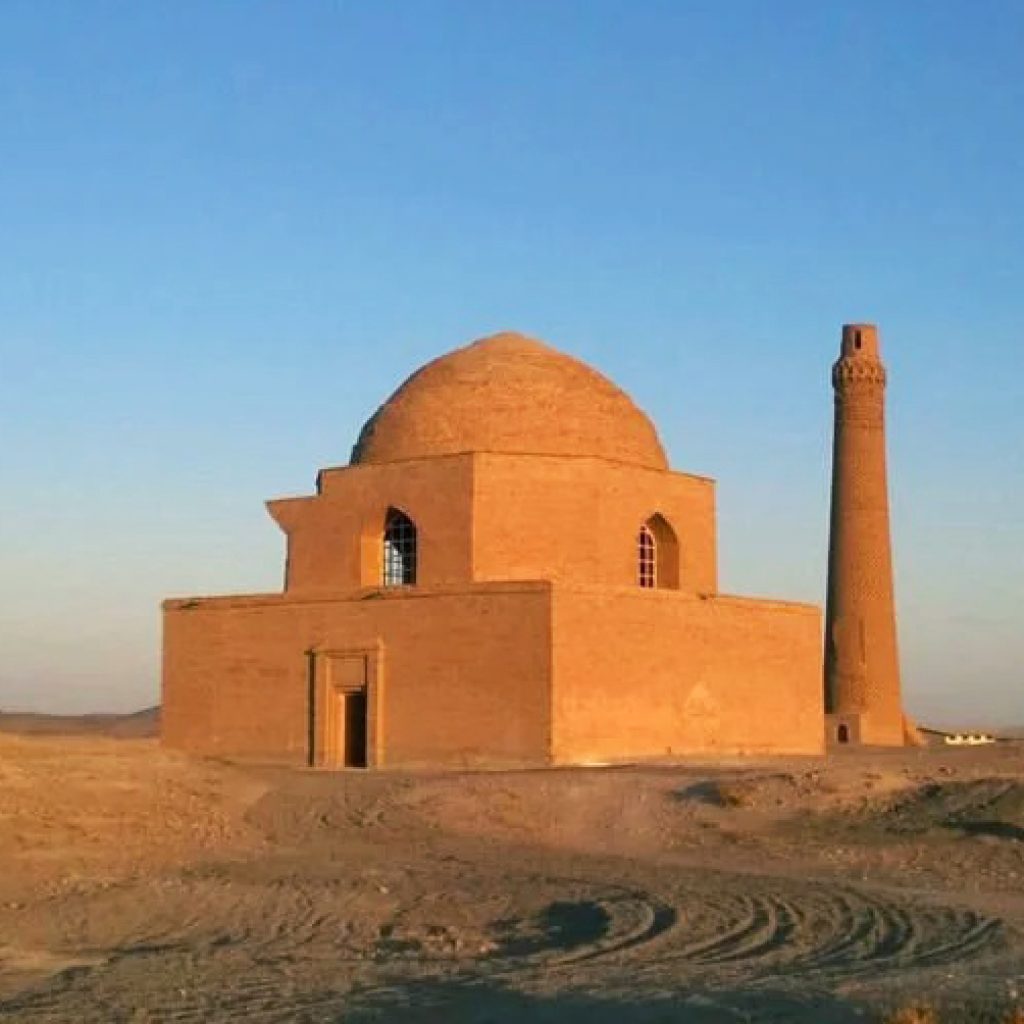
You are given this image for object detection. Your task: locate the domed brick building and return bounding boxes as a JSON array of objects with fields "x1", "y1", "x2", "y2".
[{"x1": 162, "y1": 332, "x2": 824, "y2": 766}]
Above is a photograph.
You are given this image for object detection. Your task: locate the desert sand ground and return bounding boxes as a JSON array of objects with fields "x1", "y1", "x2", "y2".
[{"x1": 0, "y1": 731, "x2": 1022, "y2": 1023}]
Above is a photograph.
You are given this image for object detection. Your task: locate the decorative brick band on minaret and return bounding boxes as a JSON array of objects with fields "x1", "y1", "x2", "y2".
[{"x1": 824, "y1": 324, "x2": 907, "y2": 746}]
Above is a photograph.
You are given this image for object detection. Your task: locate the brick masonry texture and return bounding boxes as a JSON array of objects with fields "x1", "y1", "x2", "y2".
[
  {"x1": 824, "y1": 324, "x2": 907, "y2": 746},
  {"x1": 350, "y1": 332, "x2": 668, "y2": 470}
]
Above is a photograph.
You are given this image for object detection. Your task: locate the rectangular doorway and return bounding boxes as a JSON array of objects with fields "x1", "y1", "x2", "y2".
[
  {"x1": 310, "y1": 649, "x2": 378, "y2": 768},
  {"x1": 341, "y1": 689, "x2": 367, "y2": 767}
]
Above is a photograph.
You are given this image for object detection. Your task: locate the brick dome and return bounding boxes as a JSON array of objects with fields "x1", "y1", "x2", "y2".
[{"x1": 351, "y1": 331, "x2": 668, "y2": 469}]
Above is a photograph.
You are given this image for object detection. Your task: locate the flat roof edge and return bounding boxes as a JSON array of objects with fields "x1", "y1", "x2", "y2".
[{"x1": 163, "y1": 579, "x2": 554, "y2": 612}]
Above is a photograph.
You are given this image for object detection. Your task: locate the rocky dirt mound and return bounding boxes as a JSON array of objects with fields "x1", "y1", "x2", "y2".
[
  {"x1": 0, "y1": 734, "x2": 262, "y2": 904},
  {"x1": 788, "y1": 778, "x2": 1024, "y2": 845},
  {"x1": 869, "y1": 779, "x2": 1024, "y2": 840}
]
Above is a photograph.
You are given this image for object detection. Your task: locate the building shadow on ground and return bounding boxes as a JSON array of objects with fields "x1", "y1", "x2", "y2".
[
  {"x1": 330, "y1": 976, "x2": 866, "y2": 1023},
  {"x1": 955, "y1": 819, "x2": 1024, "y2": 842}
]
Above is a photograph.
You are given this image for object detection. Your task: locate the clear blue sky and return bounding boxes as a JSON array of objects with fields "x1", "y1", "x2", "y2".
[{"x1": 1, "y1": 1, "x2": 1020, "y2": 726}]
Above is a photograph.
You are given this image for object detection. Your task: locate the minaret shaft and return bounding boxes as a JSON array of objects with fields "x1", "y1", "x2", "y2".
[{"x1": 824, "y1": 324, "x2": 905, "y2": 746}]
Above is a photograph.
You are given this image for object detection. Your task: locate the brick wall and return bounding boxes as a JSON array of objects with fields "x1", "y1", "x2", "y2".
[
  {"x1": 550, "y1": 586, "x2": 824, "y2": 761},
  {"x1": 269, "y1": 455, "x2": 475, "y2": 592},
  {"x1": 163, "y1": 583, "x2": 552, "y2": 767},
  {"x1": 472, "y1": 454, "x2": 716, "y2": 592}
]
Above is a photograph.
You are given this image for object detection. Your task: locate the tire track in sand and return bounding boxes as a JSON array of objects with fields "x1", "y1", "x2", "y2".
[{"x1": 0, "y1": 874, "x2": 1006, "y2": 1023}]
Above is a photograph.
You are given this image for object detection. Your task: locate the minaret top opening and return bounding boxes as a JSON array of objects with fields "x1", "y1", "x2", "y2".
[{"x1": 840, "y1": 323, "x2": 880, "y2": 359}]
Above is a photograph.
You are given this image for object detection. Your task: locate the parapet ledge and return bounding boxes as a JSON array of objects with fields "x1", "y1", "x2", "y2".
[
  {"x1": 163, "y1": 579, "x2": 554, "y2": 612},
  {"x1": 471, "y1": 450, "x2": 716, "y2": 485},
  {"x1": 548, "y1": 583, "x2": 819, "y2": 615},
  {"x1": 310, "y1": 451, "x2": 716, "y2": 491},
  {"x1": 710, "y1": 592, "x2": 821, "y2": 616}
]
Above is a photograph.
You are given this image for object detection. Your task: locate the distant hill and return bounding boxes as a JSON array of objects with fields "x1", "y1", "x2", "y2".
[{"x1": 0, "y1": 705, "x2": 160, "y2": 738}]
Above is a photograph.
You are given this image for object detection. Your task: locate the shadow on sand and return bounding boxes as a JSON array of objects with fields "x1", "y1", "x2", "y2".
[
  {"x1": 955, "y1": 820, "x2": 1024, "y2": 842},
  {"x1": 333, "y1": 976, "x2": 866, "y2": 1023}
]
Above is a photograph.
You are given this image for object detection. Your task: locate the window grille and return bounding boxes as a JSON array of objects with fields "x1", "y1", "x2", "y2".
[
  {"x1": 638, "y1": 523, "x2": 656, "y2": 588},
  {"x1": 383, "y1": 509, "x2": 417, "y2": 586}
]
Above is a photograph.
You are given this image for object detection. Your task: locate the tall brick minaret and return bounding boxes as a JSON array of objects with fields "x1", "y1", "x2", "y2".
[{"x1": 824, "y1": 324, "x2": 908, "y2": 746}]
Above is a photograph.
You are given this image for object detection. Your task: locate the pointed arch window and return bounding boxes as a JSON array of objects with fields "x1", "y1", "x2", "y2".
[
  {"x1": 636, "y1": 514, "x2": 679, "y2": 590},
  {"x1": 383, "y1": 508, "x2": 417, "y2": 586},
  {"x1": 638, "y1": 524, "x2": 656, "y2": 588}
]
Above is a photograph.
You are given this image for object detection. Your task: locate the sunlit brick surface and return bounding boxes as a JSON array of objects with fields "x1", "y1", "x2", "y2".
[{"x1": 824, "y1": 324, "x2": 907, "y2": 746}]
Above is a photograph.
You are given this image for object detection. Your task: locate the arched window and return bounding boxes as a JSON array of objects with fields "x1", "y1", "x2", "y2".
[
  {"x1": 637, "y1": 524, "x2": 656, "y2": 588},
  {"x1": 636, "y1": 514, "x2": 679, "y2": 590},
  {"x1": 383, "y1": 508, "x2": 417, "y2": 586}
]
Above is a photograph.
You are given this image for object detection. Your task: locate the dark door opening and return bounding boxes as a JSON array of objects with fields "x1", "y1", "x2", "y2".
[
  {"x1": 837, "y1": 724, "x2": 849, "y2": 744},
  {"x1": 344, "y1": 690, "x2": 368, "y2": 767}
]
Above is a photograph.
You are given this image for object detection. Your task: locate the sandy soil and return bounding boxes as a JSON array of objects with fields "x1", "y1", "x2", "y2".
[{"x1": 0, "y1": 735, "x2": 1022, "y2": 1023}]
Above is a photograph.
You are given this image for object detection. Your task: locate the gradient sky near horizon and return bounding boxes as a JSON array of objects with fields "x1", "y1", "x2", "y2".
[{"x1": 1, "y1": 1, "x2": 1021, "y2": 727}]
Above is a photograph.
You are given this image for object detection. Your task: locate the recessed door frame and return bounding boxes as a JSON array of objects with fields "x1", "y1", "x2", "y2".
[{"x1": 308, "y1": 644, "x2": 383, "y2": 768}]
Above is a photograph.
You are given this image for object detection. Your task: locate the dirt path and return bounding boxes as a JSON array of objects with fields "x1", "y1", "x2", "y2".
[{"x1": 0, "y1": 737, "x2": 1021, "y2": 1022}]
